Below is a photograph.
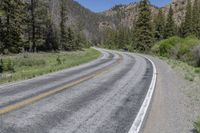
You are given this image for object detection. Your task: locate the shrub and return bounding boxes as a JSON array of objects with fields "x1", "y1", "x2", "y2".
[
  {"x1": 2, "y1": 58, "x2": 15, "y2": 72},
  {"x1": 194, "y1": 117, "x2": 200, "y2": 133},
  {"x1": 195, "y1": 68, "x2": 200, "y2": 73},
  {"x1": 56, "y1": 56, "x2": 62, "y2": 65},
  {"x1": 152, "y1": 36, "x2": 200, "y2": 65},
  {"x1": 0, "y1": 59, "x2": 3, "y2": 73},
  {"x1": 192, "y1": 45, "x2": 200, "y2": 67},
  {"x1": 152, "y1": 36, "x2": 182, "y2": 57}
]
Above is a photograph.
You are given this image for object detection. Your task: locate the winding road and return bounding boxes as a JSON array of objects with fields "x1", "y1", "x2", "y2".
[{"x1": 0, "y1": 48, "x2": 156, "y2": 133}]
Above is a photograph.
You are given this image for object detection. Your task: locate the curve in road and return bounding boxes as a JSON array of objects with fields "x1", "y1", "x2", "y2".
[{"x1": 0, "y1": 48, "x2": 155, "y2": 133}]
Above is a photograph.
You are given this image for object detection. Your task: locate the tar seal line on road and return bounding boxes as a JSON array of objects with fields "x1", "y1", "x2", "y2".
[{"x1": 128, "y1": 56, "x2": 157, "y2": 133}]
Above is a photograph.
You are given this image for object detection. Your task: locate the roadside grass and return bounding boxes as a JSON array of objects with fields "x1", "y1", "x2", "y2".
[
  {"x1": 159, "y1": 56, "x2": 200, "y2": 132},
  {"x1": 0, "y1": 48, "x2": 101, "y2": 84},
  {"x1": 194, "y1": 117, "x2": 200, "y2": 133},
  {"x1": 159, "y1": 56, "x2": 200, "y2": 82}
]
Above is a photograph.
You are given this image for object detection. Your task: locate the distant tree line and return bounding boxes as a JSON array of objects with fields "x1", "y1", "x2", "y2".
[
  {"x1": 101, "y1": 0, "x2": 200, "y2": 52},
  {"x1": 0, "y1": 0, "x2": 89, "y2": 54}
]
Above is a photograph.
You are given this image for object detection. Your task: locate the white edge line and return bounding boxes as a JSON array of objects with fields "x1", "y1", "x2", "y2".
[{"x1": 128, "y1": 56, "x2": 157, "y2": 133}]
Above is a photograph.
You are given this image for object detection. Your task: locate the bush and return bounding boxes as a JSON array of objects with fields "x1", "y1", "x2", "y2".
[
  {"x1": 152, "y1": 36, "x2": 200, "y2": 65},
  {"x1": 152, "y1": 36, "x2": 182, "y2": 57},
  {"x1": 194, "y1": 117, "x2": 200, "y2": 133},
  {"x1": 192, "y1": 45, "x2": 200, "y2": 67},
  {"x1": 0, "y1": 59, "x2": 3, "y2": 73},
  {"x1": 56, "y1": 56, "x2": 62, "y2": 65},
  {"x1": 2, "y1": 58, "x2": 15, "y2": 72}
]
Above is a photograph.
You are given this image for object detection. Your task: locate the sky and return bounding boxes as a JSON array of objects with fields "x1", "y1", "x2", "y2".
[{"x1": 75, "y1": 0, "x2": 171, "y2": 13}]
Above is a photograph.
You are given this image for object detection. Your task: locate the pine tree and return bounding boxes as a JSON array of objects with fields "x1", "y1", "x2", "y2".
[
  {"x1": 64, "y1": 27, "x2": 75, "y2": 51},
  {"x1": 192, "y1": 0, "x2": 200, "y2": 38},
  {"x1": 28, "y1": 0, "x2": 49, "y2": 52},
  {"x1": 154, "y1": 9, "x2": 165, "y2": 41},
  {"x1": 134, "y1": 0, "x2": 154, "y2": 51},
  {"x1": 164, "y1": 5, "x2": 176, "y2": 39},
  {"x1": 0, "y1": 1, "x2": 4, "y2": 53},
  {"x1": 29, "y1": 0, "x2": 36, "y2": 52},
  {"x1": 1, "y1": 0, "x2": 26, "y2": 54},
  {"x1": 45, "y1": 18, "x2": 59, "y2": 51},
  {"x1": 60, "y1": 0, "x2": 68, "y2": 50},
  {"x1": 181, "y1": 0, "x2": 193, "y2": 37},
  {"x1": 0, "y1": 18, "x2": 3, "y2": 52}
]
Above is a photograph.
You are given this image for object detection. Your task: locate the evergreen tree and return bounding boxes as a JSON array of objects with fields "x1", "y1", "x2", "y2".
[
  {"x1": 64, "y1": 27, "x2": 75, "y2": 51},
  {"x1": 154, "y1": 9, "x2": 165, "y2": 41},
  {"x1": 192, "y1": 0, "x2": 200, "y2": 38},
  {"x1": 1, "y1": 0, "x2": 26, "y2": 53},
  {"x1": 0, "y1": 1, "x2": 4, "y2": 53},
  {"x1": 60, "y1": 0, "x2": 68, "y2": 50},
  {"x1": 0, "y1": 18, "x2": 3, "y2": 52},
  {"x1": 45, "y1": 18, "x2": 59, "y2": 51},
  {"x1": 28, "y1": 0, "x2": 49, "y2": 52},
  {"x1": 29, "y1": 0, "x2": 37, "y2": 52},
  {"x1": 103, "y1": 28, "x2": 116, "y2": 49},
  {"x1": 181, "y1": 0, "x2": 193, "y2": 37},
  {"x1": 164, "y1": 5, "x2": 176, "y2": 39},
  {"x1": 134, "y1": 0, "x2": 154, "y2": 51}
]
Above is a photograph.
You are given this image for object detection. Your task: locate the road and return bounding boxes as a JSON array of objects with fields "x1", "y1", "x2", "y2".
[{"x1": 0, "y1": 48, "x2": 155, "y2": 133}]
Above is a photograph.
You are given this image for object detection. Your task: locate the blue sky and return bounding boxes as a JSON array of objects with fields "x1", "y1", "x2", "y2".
[{"x1": 75, "y1": 0, "x2": 171, "y2": 12}]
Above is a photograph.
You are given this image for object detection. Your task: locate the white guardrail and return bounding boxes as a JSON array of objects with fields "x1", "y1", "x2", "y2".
[{"x1": 128, "y1": 56, "x2": 157, "y2": 133}]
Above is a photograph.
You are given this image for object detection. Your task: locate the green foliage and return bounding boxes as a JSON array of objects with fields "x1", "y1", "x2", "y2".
[
  {"x1": 180, "y1": 0, "x2": 193, "y2": 37},
  {"x1": 164, "y1": 5, "x2": 176, "y2": 39},
  {"x1": 0, "y1": 59, "x2": 3, "y2": 73},
  {"x1": 0, "y1": 48, "x2": 100, "y2": 83},
  {"x1": 0, "y1": 0, "x2": 26, "y2": 54},
  {"x1": 134, "y1": 0, "x2": 154, "y2": 52},
  {"x1": 18, "y1": 58, "x2": 46, "y2": 67},
  {"x1": 192, "y1": 0, "x2": 200, "y2": 38},
  {"x1": 192, "y1": 45, "x2": 200, "y2": 67},
  {"x1": 56, "y1": 56, "x2": 62, "y2": 65},
  {"x1": 185, "y1": 73, "x2": 194, "y2": 81},
  {"x1": 195, "y1": 68, "x2": 200, "y2": 73},
  {"x1": 194, "y1": 117, "x2": 200, "y2": 133},
  {"x1": 1, "y1": 58, "x2": 15, "y2": 72},
  {"x1": 60, "y1": 0, "x2": 68, "y2": 50},
  {"x1": 45, "y1": 19, "x2": 60, "y2": 51},
  {"x1": 152, "y1": 36, "x2": 200, "y2": 65},
  {"x1": 0, "y1": 10, "x2": 4, "y2": 17},
  {"x1": 102, "y1": 27, "x2": 132, "y2": 50},
  {"x1": 154, "y1": 9, "x2": 165, "y2": 41},
  {"x1": 152, "y1": 36, "x2": 181, "y2": 57}
]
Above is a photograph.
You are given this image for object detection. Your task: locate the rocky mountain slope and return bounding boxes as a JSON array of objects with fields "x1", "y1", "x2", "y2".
[
  {"x1": 48, "y1": 0, "x2": 190, "y2": 39},
  {"x1": 101, "y1": 0, "x2": 191, "y2": 27}
]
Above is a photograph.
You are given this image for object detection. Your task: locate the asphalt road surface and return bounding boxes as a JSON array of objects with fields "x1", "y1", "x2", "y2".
[{"x1": 0, "y1": 48, "x2": 154, "y2": 133}]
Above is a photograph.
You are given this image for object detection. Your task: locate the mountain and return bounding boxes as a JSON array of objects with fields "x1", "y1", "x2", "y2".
[
  {"x1": 46, "y1": 0, "x2": 111, "y2": 40},
  {"x1": 101, "y1": 0, "x2": 191, "y2": 27},
  {"x1": 47, "y1": 0, "x2": 191, "y2": 40}
]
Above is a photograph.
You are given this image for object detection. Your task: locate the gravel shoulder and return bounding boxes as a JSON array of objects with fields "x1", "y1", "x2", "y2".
[{"x1": 143, "y1": 56, "x2": 200, "y2": 133}]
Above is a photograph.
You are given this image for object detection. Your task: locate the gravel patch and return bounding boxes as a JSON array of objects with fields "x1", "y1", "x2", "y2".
[{"x1": 143, "y1": 56, "x2": 200, "y2": 133}]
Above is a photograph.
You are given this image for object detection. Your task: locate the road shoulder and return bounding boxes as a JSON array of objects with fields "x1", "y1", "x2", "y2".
[{"x1": 143, "y1": 56, "x2": 200, "y2": 133}]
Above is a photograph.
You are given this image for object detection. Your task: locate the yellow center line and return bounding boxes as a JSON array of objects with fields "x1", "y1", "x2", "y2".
[{"x1": 0, "y1": 54, "x2": 123, "y2": 115}]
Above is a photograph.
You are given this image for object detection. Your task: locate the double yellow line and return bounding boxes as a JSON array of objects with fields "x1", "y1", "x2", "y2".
[{"x1": 0, "y1": 54, "x2": 122, "y2": 115}]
